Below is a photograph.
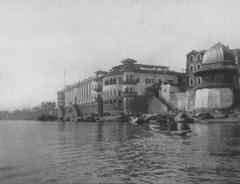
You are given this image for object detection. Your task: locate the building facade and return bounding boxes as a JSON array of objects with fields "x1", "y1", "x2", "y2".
[
  {"x1": 186, "y1": 50, "x2": 206, "y2": 88},
  {"x1": 57, "y1": 42, "x2": 240, "y2": 120},
  {"x1": 194, "y1": 42, "x2": 238, "y2": 110},
  {"x1": 159, "y1": 42, "x2": 240, "y2": 112},
  {"x1": 57, "y1": 58, "x2": 186, "y2": 120}
]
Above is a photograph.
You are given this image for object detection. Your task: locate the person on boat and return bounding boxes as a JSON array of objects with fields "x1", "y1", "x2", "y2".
[
  {"x1": 158, "y1": 115, "x2": 167, "y2": 130},
  {"x1": 166, "y1": 117, "x2": 177, "y2": 131},
  {"x1": 180, "y1": 113, "x2": 191, "y2": 131}
]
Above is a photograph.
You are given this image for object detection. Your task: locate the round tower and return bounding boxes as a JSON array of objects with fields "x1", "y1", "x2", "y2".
[{"x1": 194, "y1": 42, "x2": 238, "y2": 110}]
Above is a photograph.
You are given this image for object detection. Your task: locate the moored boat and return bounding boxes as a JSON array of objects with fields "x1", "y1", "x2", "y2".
[{"x1": 148, "y1": 124, "x2": 191, "y2": 136}]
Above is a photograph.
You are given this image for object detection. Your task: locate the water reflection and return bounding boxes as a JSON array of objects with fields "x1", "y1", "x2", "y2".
[{"x1": 0, "y1": 121, "x2": 240, "y2": 184}]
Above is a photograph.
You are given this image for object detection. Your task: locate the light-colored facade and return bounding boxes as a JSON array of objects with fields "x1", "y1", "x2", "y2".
[
  {"x1": 101, "y1": 58, "x2": 186, "y2": 114},
  {"x1": 57, "y1": 58, "x2": 186, "y2": 120},
  {"x1": 194, "y1": 42, "x2": 238, "y2": 110}
]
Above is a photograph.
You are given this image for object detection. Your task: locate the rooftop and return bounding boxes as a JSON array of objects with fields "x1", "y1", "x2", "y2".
[{"x1": 202, "y1": 42, "x2": 236, "y2": 64}]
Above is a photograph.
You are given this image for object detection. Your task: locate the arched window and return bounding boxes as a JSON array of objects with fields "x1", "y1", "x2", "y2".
[
  {"x1": 118, "y1": 90, "x2": 121, "y2": 96},
  {"x1": 112, "y1": 78, "x2": 116, "y2": 84},
  {"x1": 189, "y1": 78, "x2": 194, "y2": 86},
  {"x1": 126, "y1": 88, "x2": 129, "y2": 93},
  {"x1": 118, "y1": 77, "x2": 122, "y2": 84},
  {"x1": 105, "y1": 79, "x2": 109, "y2": 85},
  {"x1": 197, "y1": 63, "x2": 201, "y2": 70},
  {"x1": 189, "y1": 55, "x2": 194, "y2": 62},
  {"x1": 110, "y1": 78, "x2": 112, "y2": 85},
  {"x1": 197, "y1": 54, "x2": 201, "y2": 61},
  {"x1": 129, "y1": 87, "x2": 133, "y2": 93},
  {"x1": 126, "y1": 74, "x2": 130, "y2": 81},
  {"x1": 189, "y1": 64, "x2": 194, "y2": 72},
  {"x1": 197, "y1": 77, "x2": 201, "y2": 85}
]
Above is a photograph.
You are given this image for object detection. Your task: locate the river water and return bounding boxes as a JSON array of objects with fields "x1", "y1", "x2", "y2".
[{"x1": 0, "y1": 121, "x2": 240, "y2": 184}]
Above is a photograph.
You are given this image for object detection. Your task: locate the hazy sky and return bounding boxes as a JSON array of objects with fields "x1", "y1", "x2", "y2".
[{"x1": 1, "y1": 0, "x2": 240, "y2": 111}]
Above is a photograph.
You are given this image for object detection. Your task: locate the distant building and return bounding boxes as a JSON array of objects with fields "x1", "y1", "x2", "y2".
[
  {"x1": 57, "y1": 71, "x2": 107, "y2": 120},
  {"x1": 194, "y1": 42, "x2": 239, "y2": 110},
  {"x1": 57, "y1": 42, "x2": 240, "y2": 120},
  {"x1": 40, "y1": 102, "x2": 56, "y2": 115},
  {"x1": 57, "y1": 58, "x2": 186, "y2": 120},
  {"x1": 102, "y1": 58, "x2": 185, "y2": 114}
]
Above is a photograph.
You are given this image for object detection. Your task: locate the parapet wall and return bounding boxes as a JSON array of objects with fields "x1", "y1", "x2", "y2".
[
  {"x1": 124, "y1": 96, "x2": 148, "y2": 114},
  {"x1": 76, "y1": 102, "x2": 100, "y2": 116}
]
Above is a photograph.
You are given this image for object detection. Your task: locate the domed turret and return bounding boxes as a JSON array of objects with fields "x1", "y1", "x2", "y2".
[
  {"x1": 202, "y1": 42, "x2": 236, "y2": 64},
  {"x1": 194, "y1": 42, "x2": 238, "y2": 111}
]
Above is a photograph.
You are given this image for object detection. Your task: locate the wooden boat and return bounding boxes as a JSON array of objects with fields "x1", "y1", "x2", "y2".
[{"x1": 148, "y1": 124, "x2": 191, "y2": 136}]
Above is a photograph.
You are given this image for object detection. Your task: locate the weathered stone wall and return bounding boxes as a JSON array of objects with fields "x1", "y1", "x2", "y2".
[
  {"x1": 186, "y1": 89, "x2": 195, "y2": 111},
  {"x1": 169, "y1": 92, "x2": 187, "y2": 110},
  {"x1": 147, "y1": 96, "x2": 168, "y2": 114},
  {"x1": 195, "y1": 88, "x2": 233, "y2": 110},
  {"x1": 133, "y1": 96, "x2": 148, "y2": 114},
  {"x1": 123, "y1": 96, "x2": 148, "y2": 114},
  {"x1": 76, "y1": 102, "x2": 100, "y2": 116}
]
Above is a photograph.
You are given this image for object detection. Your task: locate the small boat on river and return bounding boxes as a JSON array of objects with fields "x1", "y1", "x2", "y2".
[{"x1": 148, "y1": 124, "x2": 191, "y2": 136}]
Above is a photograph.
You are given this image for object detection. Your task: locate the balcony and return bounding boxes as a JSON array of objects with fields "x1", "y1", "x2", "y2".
[
  {"x1": 122, "y1": 79, "x2": 139, "y2": 85},
  {"x1": 121, "y1": 91, "x2": 137, "y2": 97}
]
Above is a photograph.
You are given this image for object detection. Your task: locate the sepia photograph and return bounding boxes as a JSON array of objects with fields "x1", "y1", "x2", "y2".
[{"x1": 0, "y1": 0, "x2": 240, "y2": 183}]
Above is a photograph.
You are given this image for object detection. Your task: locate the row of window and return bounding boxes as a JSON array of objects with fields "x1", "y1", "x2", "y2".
[
  {"x1": 103, "y1": 99, "x2": 123, "y2": 110},
  {"x1": 188, "y1": 54, "x2": 202, "y2": 62},
  {"x1": 124, "y1": 74, "x2": 134, "y2": 81},
  {"x1": 104, "y1": 99, "x2": 122, "y2": 104},
  {"x1": 145, "y1": 78, "x2": 175, "y2": 84},
  {"x1": 102, "y1": 89, "x2": 121, "y2": 99},
  {"x1": 188, "y1": 63, "x2": 201, "y2": 73},
  {"x1": 123, "y1": 87, "x2": 134, "y2": 93},
  {"x1": 104, "y1": 77, "x2": 121, "y2": 85},
  {"x1": 189, "y1": 77, "x2": 201, "y2": 86},
  {"x1": 145, "y1": 78, "x2": 155, "y2": 83},
  {"x1": 104, "y1": 77, "x2": 176, "y2": 85}
]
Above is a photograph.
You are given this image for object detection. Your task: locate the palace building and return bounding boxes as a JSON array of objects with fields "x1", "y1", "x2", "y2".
[
  {"x1": 57, "y1": 58, "x2": 186, "y2": 120},
  {"x1": 57, "y1": 42, "x2": 240, "y2": 121}
]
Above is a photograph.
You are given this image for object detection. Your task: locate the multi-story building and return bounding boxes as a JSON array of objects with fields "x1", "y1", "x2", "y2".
[
  {"x1": 57, "y1": 58, "x2": 186, "y2": 120},
  {"x1": 186, "y1": 50, "x2": 206, "y2": 88},
  {"x1": 57, "y1": 71, "x2": 107, "y2": 120},
  {"x1": 194, "y1": 42, "x2": 239, "y2": 110},
  {"x1": 102, "y1": 58, "x2": 186, "y2": 114}
]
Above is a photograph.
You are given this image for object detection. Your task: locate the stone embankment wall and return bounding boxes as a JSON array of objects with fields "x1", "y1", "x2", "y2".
[
  {"x1": 147, "y1": 96, "x2": 168, "y2": 114},
  {"x1": 147, "y1": 89, "x2": 196, "y2": 113},
  {"x1": 76, "y1": 102, "x2": 99, "y2": 116},
  {"x1": 195, "y1": 88, "x2": 233, "y2": 110},
  {"x1": 161, "y1": 89, "x2": 195, "y2": 112}
]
